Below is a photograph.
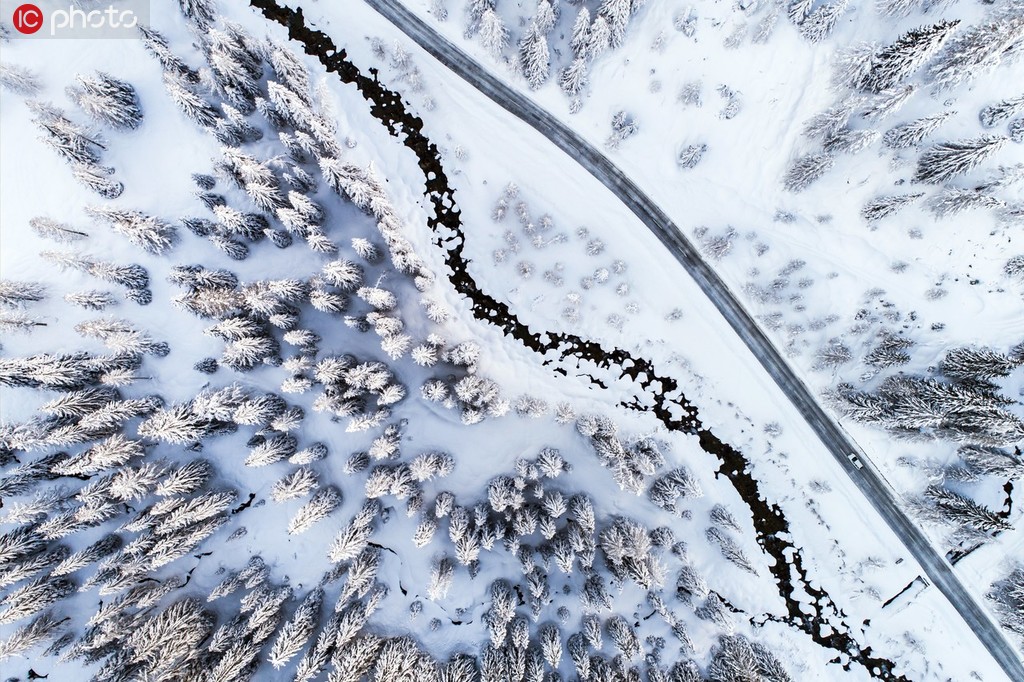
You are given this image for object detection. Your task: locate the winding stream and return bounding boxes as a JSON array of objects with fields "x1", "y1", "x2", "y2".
[{"x1": 248, "y1": 2, "x2": 907, "y2": 678}]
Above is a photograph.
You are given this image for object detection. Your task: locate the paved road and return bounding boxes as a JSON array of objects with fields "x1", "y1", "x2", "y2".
[{"x1": 362, "y1": 1, "x2": 1024, "y2": 678}]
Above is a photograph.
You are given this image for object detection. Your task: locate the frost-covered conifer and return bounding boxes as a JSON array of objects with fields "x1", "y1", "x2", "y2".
[
  {"x1": 163, "y1": 74, "x2": 220, "y2": 128},
  {"x1": 71, "y1": 163, "x2": 124, "y2": 199},
  {"x1": 86, "y1": 206, "x2": 177, "y2": 255},
  {"x1": 0, "y1": 575, "x2": 75, "y2": 625},
  {"x1": 32, "y1": 104, "x2": 105, "y2": 166},
  {"x1": 861, "y1": 192, "x2": 922, "y2": 222},
  {"x1": 861, "y1": 85, "x2": 915, "y2": 121},
  {"x1": 788, "y1": 0, "x2": 813, "y2": 24},
  {"x1": 915, "y1": 136, "x2": 1007, "y2": 183},
  {"x1": 288, "y1": 486, "x2": 341, "y2": 534},
  {"x1": 67, "y1": 72, "x2": 143, "y2": 130},
  {"x1": 783, "y1": 153, "x2": 835, "y2": 191},
  {"x1": 271, "y1": 467, "x2": 319, "y2": 505},
  {"x1": 479, "y1": 9, "x2": 509, "y2": 59},
  {"x1": 928, "y1": 16, "x2": 1024, "y2": 91},
  {"x1": 676, "y1": 563, "x2": 710, "y2": 602},
  {"x1": 599, "y1": 517, "x2": 665, "y2": 588},
  {"x1": 331, "y1": 633, "x2": 386, "y2": 681},
  {"x1": 709, "y1": 635, "x2": 777, "y2": 682},
  {"x1": 535, "y1": 0, "x2": 557, "y2": 34},
  {"x1": 64, "y1": 290, "x2": 118, "y2": 311},
  {"x1": 927, "y1": 188, "x2": 1004, "y2": 218},
  {"x1": 267, "y1": 586, "x2": 322, "y2": 669},
  {"x1": 328, "y1": 501, "x2": 379, "y2": 563},
  {"x1": 0, "y1": 63, "x2": 40, "y2": 95},
  {"x1": 677, "y1": 143, "x2": 706, "y2": 169},
  {"x1": 246, "y1": 434, "x2": 298, "y2": 467},
  {"x1": 560, "y1": 58, "x2": 589, "y2": 97},
  {"x1": 942, "y1": 346, "x2": 1020, "y2": 381},
  {"x1": 0, "y1": 610, "x2": 65, "y2": 661},
  {"x1": 855, "y1": 22, "x2": 958, "y2": 93},
  {"x1": 814, "y1": 340, "x2": 853, "y2": 369},
  {"x1": 599, "y1": 0, "x2": 632, "y2": 49},
  {"x1": 30, "y1": 217, "x2": 88, "y2": 242},
  {"x1": 799, "y1": 0, "x2": 848, "y2": 43},
  {"x1": 465, "y1": 0, "x2": 495, "y2": 33},
  {"x1": 520, "y1": 28, "x2": 551, "y2": 90},
  {"x1": 706, "y1": 526, "x2": 758, "y2": 574},
  {"x1": 980, "y1": 95, "x2": 1024, "y2": 128},
  {"x1": 138, "y1": 403, "x2": 211, "y2": 444},
  {"x1": 427, "y1": 556, "x2": 455, "y2": 600},
  {"x1": 539, "y1": 623, "x2": 562, "y2": 668},
  {"x1": 357, "y1": 286, "x2": 397, "y2": 311},
  {"x1": 0, "y1": 281, "x2": 45, "y2": 309},
  {"x1": 322, "y1": 258, "x2": 364, "y2": 290},
  {"x1": 606, "y1": 616, "x2": 641, "y2": 659},
  {"x1": 340, "y1": 546, "x2": 381, "y2": 602},
  {"x1": 52, "y1": 534, "x2": 121, "y2": 577}
]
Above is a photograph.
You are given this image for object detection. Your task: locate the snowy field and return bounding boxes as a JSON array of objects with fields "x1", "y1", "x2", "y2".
[{"x1": 0, "y1": 0, "x2": 1023, "y2": 681}]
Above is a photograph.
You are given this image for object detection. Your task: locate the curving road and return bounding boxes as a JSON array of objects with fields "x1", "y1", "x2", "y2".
[{"x1": 360, "y1": 0, "x2": 1024, "y2": 679}]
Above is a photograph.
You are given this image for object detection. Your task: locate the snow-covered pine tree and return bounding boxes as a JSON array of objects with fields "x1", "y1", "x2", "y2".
[
  {"x1": 535, "y1": 0, "x2": 557, "y2": 35},
  {"x1": 942, "y1": 346, "x2": 1020, "y2": 381},
  {"x1": 570, "y1": 8, "x2": 592, "y2": 59},
  {"x1": 709, "y1": 635, "x2": 782, "y2": 682},
  {"x1": 925, "y1": 485, "x2": 1012, "y2": 534},
  {"x1": 799, "y1": 0, "x2": 849, "y2": 43},
  {"x1": 861, "y1": 84, "x2": 915, "y2": 121},
  {"x1": 861, "y1": 192, "x2": 923, "y2": 222},
  {"x1": 705, "y1": 526, "x2": 757, "y2": 574},
  {"x1": 0, "y1": 610, "x2": 65, "y2": 661},
  {"x1": 178, "y1": 0, "x2": 216, "y2": 27},
  {"x1": 70, "y1": 163, "x2": 124, "y2": 199},
  {"x1": 882, "y1": 111, "x2": 953, "y2": 149},
  {"x1": 0, "y1": 63, "x2": 41, "y2": 96},
  {"x1": 928, "y1": 15, "x2": 1024, "y2": 91},
  {"x1": 287, "y1": 486, "x2": 341, "y2": 534},
  {"x1": 927, "y1": 187, "x2": 1004, "y2": 218},
  {"x1": 427, "y1": 555, "x2": 455, "y2": 600},
  {"x1": 30, "y1": 217, "x2": 88, "y2": 243},
  {"x1": 268, "y1": 586, "x2": 322, "y2": 668},
  {"x1": 465, "y1": 0, "x2": 496, "y2": 36},
  {"x1": 67, "y1": 72, "x2": 143, "y2": 130},
  {"x1": 823, "y1": 127, "x2": 879, "y2": 154},
  {"x1": 915, "y1": 136, "x2": 1007, "y2": 183},
  {"x1": 162, "y1": 73, "x2": 220, "y2": 128},
  {"x1": 520, "y1": 27, "x2": 551, "y2": 90},
  {"x1": 539, "y1": 623, "x2": 562, "y2": 668},
  {"x1": 588, "y1": 15, "x2": 613, "y2": 58},
  {"x1": 0, "y1": 574, "x2": 76, "y2": 625},
  {"x1": 980, "y1": 95, "x2": 1024, "y2": 128},
  {"x1": 783, "y1": 153, "x2": 835, "y2": 191},
  {"x1": 0, "y1": 281, "x2": 45, "y2": 309},
  {"x1": 987, "y1": 566, "x2": 1024, "y2": 642},
  {"x1": 606, "y1": 615, "x2": 641, "y2": 659},
  {"x1": 331, "y1": 633, "x2": 385, "y2": 681},
  {"x1": 0, "y1": 352, "x2": 103, "y2": 391},
  {"x1": 600, "y1": 0, "x2": 632, "y2": 49},
  {"x1": 86, "y1": 206, "x2": 177, "y2": 255},
  {"x1": 478, "y1": 9, "x2": 509, "y2": 59},
  {"x1": 855, "y1": 22, "x2": 959, "y2": 93}
]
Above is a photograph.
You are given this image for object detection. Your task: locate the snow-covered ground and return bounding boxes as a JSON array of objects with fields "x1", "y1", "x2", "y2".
[{"x1": 0, "y1": 0, "x2": 1022, "y2": 680}]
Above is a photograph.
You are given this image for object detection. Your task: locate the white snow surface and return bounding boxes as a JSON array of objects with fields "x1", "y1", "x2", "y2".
[{"x1": 0, "y1": 0, "x2": 1021, "y2": 680}]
